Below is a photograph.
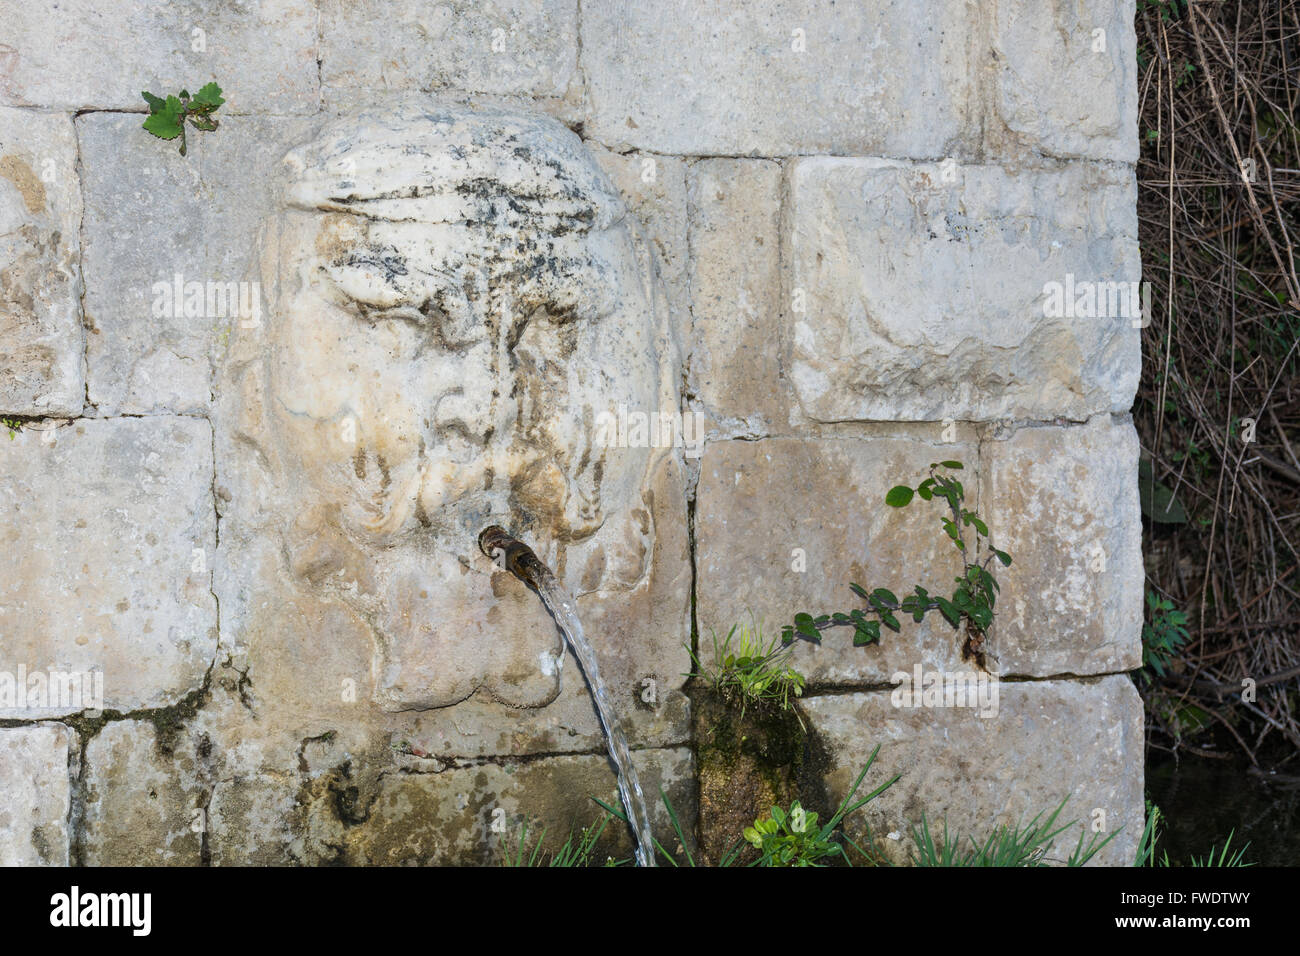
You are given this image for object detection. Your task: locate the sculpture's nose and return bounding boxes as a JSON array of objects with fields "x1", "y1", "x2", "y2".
[{"x1": 427, "y1": 342, "x2": 513, "y2": 447}]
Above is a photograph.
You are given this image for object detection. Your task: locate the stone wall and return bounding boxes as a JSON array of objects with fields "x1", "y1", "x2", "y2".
[{"x1": 0, "y1": 0, "x2": 1143, "y2": 865}]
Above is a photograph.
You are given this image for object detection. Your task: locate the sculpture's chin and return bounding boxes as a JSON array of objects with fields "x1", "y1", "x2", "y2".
[{"x1": 291, "y1": 526, "x2": 567, "y2": 711}]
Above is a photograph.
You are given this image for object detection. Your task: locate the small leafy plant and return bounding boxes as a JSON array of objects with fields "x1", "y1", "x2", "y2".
[
  {"x1": 742, "y1": 744, "x2": 900, "y2": 867},
  {"x1": 744, "y1": 801, "x2": 837, "y2": 866},
  {"x1": 2, "y1": 418, "x2": 22, "y2": 440},
  {"x1": 1137, "y1": 591, "x2": 1190, "y2": 684},
  {"x1": 687, "y1": 619, "x2": 806, "y2": 719},
  {"x1": 141, "y1": 82, "x2": 225, "y2": 156},
  {"x1": 784, "y1": 461, "x2": 1011, "y2": 668}
]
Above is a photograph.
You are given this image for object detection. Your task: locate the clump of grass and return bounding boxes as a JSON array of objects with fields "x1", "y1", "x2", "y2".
[
  {"x1": 1134, "y1": 801, "x2": 1252, "y2": 867},
  {"x1": 686, "y1": 618, "x2": 806, "y2": 721},
  {"x1": 908, "y1": 797, "x2": 1120, "y2": 867},
  {"x1": 505, "y1": 812, "x2": 617, "y2": 867}
]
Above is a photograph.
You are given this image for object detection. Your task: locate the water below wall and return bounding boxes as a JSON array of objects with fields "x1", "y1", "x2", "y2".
[{"x1": 1147, "y1": 752, "x2": 1300, "y2": 866}]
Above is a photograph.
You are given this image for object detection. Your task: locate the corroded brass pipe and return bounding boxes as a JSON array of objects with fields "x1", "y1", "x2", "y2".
[{"x1": 478, "y1": 525, "x2": 547, "y2": 588}]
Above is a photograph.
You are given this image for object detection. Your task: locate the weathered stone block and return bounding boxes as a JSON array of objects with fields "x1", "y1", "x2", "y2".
[
  {"x1": 695, "y1": 434, "x2": 980, "y2": 685},
  {"x1": 78, "y1": 113, "x2": 210, "y2": 415},
  {"x1": 320, "y1": 0, "x2": 579, "y2": 106},
  {"x1": 989, "y1": 0, "x2": 1139, "y2": 163},
  {"x1": 0, "y1": 724, "x2": 72, "y2": 865},
  {"x1": 80, "y1": 720, "x2": 208, "y2": 866},
  {"x1": 0, "y1": 418, "x2": 216, "y2": 716},
  {"x1": 351, "y1": 746, "x2": 696, "y2": 865},
  {"x1": 589, "y1": 144, "x2": 690, "y2": 362},
  {"x1": 208, "y1": 775, "x2": 298, "y2": 866},
  {"x1": 582, "y1": 0, "x2": 974, "y2": 156},
  {"x1": 983, "y1": 416, "x2": 1143, "y2": 675},
  {"x1": 0, "y1": 108, "x2": 83, "y2": 416},
  {"x1": 688, "y1": 159, "x2": 788, "y2": 432},
  {"x1": 79, "y1": 113, "x2": 318, "y2": 415},
  {"x1": 787, "y1": 158, "x2": 1141, "y2": 422},
  {"x1": 802, "y1": 675, "x2": 1144, "y2": 866},
  {"x1": 0, "y1": 0, "x2": 318, "y2": 113}
]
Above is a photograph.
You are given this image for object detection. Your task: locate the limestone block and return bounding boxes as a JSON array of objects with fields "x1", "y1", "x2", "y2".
[
  {"x1": 989, "y1": 0, "x2": 1139, "y2": 163},
  {"x1": 79, "y1": 113, "x2": 318, "y2": 415},
  {"x1": 0, "y1": 724, "x2": 72, "y2": 865},
  {"x1": 0, "y1": 0, "x2": 318, "y2": 113},
  {"x1": 983, "y1": 416, "x2": 1143, "y2": 675},
  {"x1": 787, "y1": 158, "x2": 1141, "y2": 422},
  {"x1": 0, "y1": 418, "x2": 217, "y2": 716},
  {"x1": 78, "y1": 113, "x2": 210, "y2": 415},
  {"x1": 802, "y1": 675, "x2": 1144, "y2": 866},
  {"x1": 582, "y1": 0, "x2": 974, "y2": 156},
  {"x1": 351, "y1": 746, "x2": 696, "y2": 865},
  {"x1": 0, "y1": 108, "x2": 83, "y2": 415},
  {"x1": 695, "y1": 434, "x2": 980, "y2": 685},
  {"x1": 320, "y1": 0, "x2": 579, "y2": 106},
  {"x1": 688, "y1": 159, "x2": 788, "y2": 432},
  {"x1": 80, "y1": 720, "x2": 209, "y2": 865},
  {"x1": 588, "y1": 144, "x2": 690, "y2": 366},
  {"x1": 208, "y1": 774, "x2": 299, "y2": 866}
]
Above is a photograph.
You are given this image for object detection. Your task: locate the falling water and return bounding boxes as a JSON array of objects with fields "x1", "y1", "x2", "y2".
[{"x1": 478, "y1": 526, "x2": 657, "y2": 867}]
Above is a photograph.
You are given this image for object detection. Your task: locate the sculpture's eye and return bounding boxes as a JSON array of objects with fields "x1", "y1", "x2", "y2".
[
  {"x1": 356, "y1": 299, "x2": 485, "y2": 353},
  {"x1": 356, "y1": 305, "x2": 431, "y2": 359}
]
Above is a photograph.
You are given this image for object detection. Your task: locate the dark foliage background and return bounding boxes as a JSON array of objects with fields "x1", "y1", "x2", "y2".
[{"x1": 1134, "y1": 0, "x2": 1300, "y2": 769}]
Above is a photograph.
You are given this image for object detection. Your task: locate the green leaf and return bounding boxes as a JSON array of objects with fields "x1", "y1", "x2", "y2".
[
  {"x1": 141, "y1": 91, "x2": 166, "y2": 111},
  {"x1": 939, "y1": 460, "x2": 963, "y2": 469},
  {"x1": 142, "y1": 97, "x2": 184, "y2": 139},
  {"x1": 885, "y1": 485, "x2": 915, "y2": 507},
  {"x1": 794, "y1": 613, "x2": 820, "y2": 642},
  {"x1": 879, "y1": 610, "x2": 900, "y2": 632},
  {"x1": 934, "y1": 597, "x2": 961, "y2": 628},
  {"x1": 953, "y1": 587, "x2": 974, "y2": 611},
  {"x1": 190, "y1": 81, "x2": 225, "y2": 108},
  {"x1": 849, "y1": 583, "x2": 870, "y2": 601},
  {"x1": 871, "y1": 588, "x2": 897, "y2": 606},
  {"x1": 853, "y1": 620, "x2": 881, "y2": 646},
  {"x1": 969, "y1": 515, "x2": 988, "y2": 537},
  {"x1": 992, "y1": 548, "x2": 1012, "y2": 567},
  {"x1": 1138, "y1": 459, "x2": 1189, "y2": 524}
]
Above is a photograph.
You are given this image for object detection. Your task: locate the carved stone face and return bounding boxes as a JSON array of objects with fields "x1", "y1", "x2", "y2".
[{"x1": 226, "y1": 104, "x2": 677, "y2": 711}]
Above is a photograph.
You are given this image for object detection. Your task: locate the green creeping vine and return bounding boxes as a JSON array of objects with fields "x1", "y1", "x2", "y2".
[{"x1": 782, "y1": 461, "x2": 1011, "y2": 668}]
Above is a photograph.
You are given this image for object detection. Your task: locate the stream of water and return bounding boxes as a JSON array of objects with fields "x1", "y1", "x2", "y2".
[
  {"x1": 479, "y1": 526, "x2": 657, "y2": 867},
  {"x1": 1147, "y1": 751, "x2": 1300, "y2": 866}
]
